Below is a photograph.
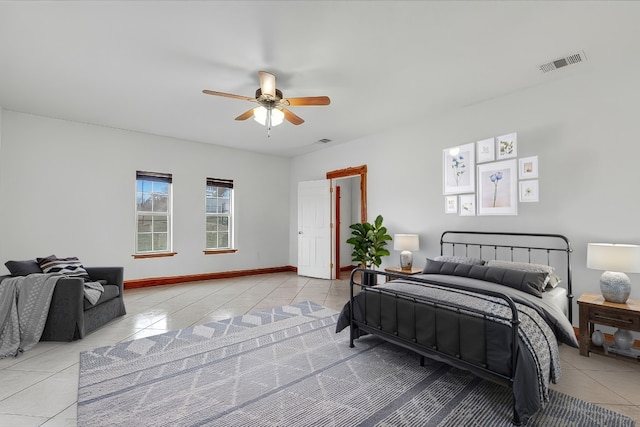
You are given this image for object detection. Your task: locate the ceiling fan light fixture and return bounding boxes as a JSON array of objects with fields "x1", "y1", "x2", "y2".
[
  {"x1": 203, "y1": 71, "x2": 329, "y2": 130},
  {"x1": 253, "y1": 106, "x2": 284, "y2": 127}
]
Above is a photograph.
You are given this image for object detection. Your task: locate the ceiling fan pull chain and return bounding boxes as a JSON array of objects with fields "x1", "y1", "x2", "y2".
[{"x1": 267, "y1": 108, "x2": 272, "y2": 138}]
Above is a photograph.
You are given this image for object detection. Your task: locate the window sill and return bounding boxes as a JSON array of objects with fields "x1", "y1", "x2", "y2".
[
  {"x1": 132, "y1": 252, "x2": 178, "y2": 259},
  {"x1": 203, "y1": 249, "x2": 238, "y2": 255}
]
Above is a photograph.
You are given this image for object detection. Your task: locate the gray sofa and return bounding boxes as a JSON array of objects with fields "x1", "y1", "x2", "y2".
[{"x1": 0, "y1": 266, "x2": 126, "y2": 341}]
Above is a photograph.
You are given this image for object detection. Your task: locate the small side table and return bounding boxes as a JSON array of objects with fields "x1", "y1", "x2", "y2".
[
  {"x1": 383, "y1": 266, "x2": 423, "y2": 282},
  {"x1": 578, "y1": 293, "x2": 640, "y2": 361}
]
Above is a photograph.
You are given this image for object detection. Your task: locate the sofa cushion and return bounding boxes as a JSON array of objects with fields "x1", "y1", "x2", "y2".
[
  {"x1": 5, "y1": 259, "x2": 43, "y2": 276},
  {"x1": 37, "y1": 256, "x2": 91, "y2": 280},
  {"x1": 83, "y1": 284, "x2": 120, "y2": 310}
]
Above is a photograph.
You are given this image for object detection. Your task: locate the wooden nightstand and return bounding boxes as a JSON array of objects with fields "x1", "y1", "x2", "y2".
[
  {"x1": 383, "y1": 266, "x2": 423, "y2": 282},
  {"x1": 578, "y1": 293, "x2": 640, "y2": 361}
]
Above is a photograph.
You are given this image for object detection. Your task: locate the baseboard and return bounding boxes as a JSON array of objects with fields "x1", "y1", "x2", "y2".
[
  {"x1": 574, "y1": 326, "x2": 640, "y2": 349},
  {"x1": 124, "y1": 265, "x2": 297, "y2": 289}
]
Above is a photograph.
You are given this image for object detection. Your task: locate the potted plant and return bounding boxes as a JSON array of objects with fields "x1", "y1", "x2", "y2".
[{"x1": 347, "y1": 214, "x2": 392, "y2": 285}]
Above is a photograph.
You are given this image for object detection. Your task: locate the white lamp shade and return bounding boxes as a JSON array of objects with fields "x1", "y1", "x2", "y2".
[
  {"x1": 253, "y1": 106, "x2": 284, "y2": 126},
  {"x1": 394, "y1": 234, "x2": 419, "y2": 251},
  {"x1": 587, "y1": 243, "x2": 640, "y2": 273}
]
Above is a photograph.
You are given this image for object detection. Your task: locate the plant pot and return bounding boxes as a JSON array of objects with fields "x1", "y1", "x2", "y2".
[{"x1": 363, "y1": 270, "x2": 377, "y2": 286}]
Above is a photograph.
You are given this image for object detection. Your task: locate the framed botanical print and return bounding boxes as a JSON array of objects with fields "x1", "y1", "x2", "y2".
[
  {"x1": 519, "y1": 156, "x2": 538, "y2": 179},
  {"x1": 445, "y1": 196, "x2": 458, "y2": 213},
  {"x1": 519, "y1": 180, "x2": 539, "y2": 202},
  {"x1": 443, "y1": 142, "x2": 475, "y2": 195},
  {"x1": 477, "y1": 159, "x2": 518, "y2": 215},
  {"x1": 496, "y1": 133, "x2": 517, "y2": 160},
  {"x1": 476, "y1": 138, "x2": 495, "y2": 163},
  {"x1": 459, "y1": 194, "x2": 476, "y2": 216}
]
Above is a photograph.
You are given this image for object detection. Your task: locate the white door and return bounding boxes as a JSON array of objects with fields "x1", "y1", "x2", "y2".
[{"x1": 298, "y1": 179, "x2": 332, "y2": 279}]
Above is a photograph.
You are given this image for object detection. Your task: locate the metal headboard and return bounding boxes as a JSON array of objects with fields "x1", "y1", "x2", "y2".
[{"x1": 440, "y1": 231, "x2": 574, "y2": 321}]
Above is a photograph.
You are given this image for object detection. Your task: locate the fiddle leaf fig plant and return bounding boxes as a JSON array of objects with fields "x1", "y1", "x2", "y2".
[{"x1": 347, "y1": 214, "x2": 392, "y2": 269}]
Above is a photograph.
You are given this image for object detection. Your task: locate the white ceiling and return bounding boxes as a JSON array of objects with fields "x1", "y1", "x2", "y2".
[{"x1": 1, "y1": 1, "x2": 639, "y2": 157}]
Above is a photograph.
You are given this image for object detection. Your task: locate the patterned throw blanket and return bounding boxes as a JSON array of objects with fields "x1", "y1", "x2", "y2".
[{"x1": 0, "y1": 274, "x2": 61, "y2": 358}]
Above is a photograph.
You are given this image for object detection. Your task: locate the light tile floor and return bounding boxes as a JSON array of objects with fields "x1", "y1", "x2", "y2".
[{"x1": 1, "y1": 272, "x2": 639, "y2": 426}]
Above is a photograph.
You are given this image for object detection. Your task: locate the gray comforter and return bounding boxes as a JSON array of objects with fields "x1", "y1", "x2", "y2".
[
  {"x1": 337, "y1": 273, "x2": 578, "y2": 425},
  {"x1": 0, "y1": 274, "x2": 61, "y2": 358}
]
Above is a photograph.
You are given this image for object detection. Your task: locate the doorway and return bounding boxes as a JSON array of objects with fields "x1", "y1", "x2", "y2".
[{"x1": 326, "y1": 165, "x2": 367, "y2": 279}]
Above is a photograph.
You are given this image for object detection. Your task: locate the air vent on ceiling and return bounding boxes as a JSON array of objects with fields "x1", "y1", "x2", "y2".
[
  {"x1": 539, "y1": 51, "x2": 587, "y2": 73},
  {"x1": 316, "y1": 138, "x2": 332, "y2": 144}
]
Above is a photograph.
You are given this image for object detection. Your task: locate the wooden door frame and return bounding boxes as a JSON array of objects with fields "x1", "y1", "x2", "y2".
[
  {"x1": 326, "y1": 165, "x2": 367, "y2": 278},
  {"x1": 326, "y1": 165, "x2": 367, "y2": 223},
  {"x1": 335, "y1": 185, "x2": 341, "y2": 276}
]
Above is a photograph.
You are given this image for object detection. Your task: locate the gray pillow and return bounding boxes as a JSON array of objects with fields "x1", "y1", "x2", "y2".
[
  {"x1": 486, "y1": 260, "x2": 559, "y2": 289},
  {"x1": 423, "y1": 259, "x2": 547, "y2": 298},
  {"x1": 5, "y1": 259, "x2": 43, "y2": 276},
  {"x1": 434, "y1": 256, "x2": 485, "y2": 266}
]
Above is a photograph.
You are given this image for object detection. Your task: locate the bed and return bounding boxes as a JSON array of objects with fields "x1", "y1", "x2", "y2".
[{"x1": 336, "y1": 231, "x2": 578, "y2": 426}]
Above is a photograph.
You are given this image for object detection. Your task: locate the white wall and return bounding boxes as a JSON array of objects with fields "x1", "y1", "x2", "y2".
[
  {"x1": 0, "y1": 111, "x2": 291, "y2": 280},
  {"x1": 290, "y1": 64, "x2": 640, "y2": 325}
]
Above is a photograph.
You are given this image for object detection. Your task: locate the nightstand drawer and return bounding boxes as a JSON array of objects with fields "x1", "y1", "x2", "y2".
[{"x1": 591, "y1": 307, "x2": 640, "y2": 329}]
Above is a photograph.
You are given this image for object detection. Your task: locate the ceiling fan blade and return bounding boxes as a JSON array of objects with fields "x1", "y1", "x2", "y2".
[
  {"x1": 258, "y1": 71, "x2": 276, "y2": 99},
  {"x1": 235, "y1": 109, "x2": 255, "y2": 121},
  {"x1": 281, "y1": 96, "x2": 331, "y2": 106},
  {"x1": 280, "y1": 107, "x2": 304, "y2": 125},
  {"x1": 202, "y1": 90, "x2": 256, "y2": 102}
]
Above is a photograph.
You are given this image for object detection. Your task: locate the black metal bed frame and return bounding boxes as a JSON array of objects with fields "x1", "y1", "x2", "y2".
[{"x1": 348, "y1": 231, "x2": 573, "y2": 426}]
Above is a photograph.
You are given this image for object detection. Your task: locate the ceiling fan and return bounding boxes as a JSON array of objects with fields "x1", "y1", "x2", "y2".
[{"x1": 202, "y1": 71, "x2": 330, "y2": 135}]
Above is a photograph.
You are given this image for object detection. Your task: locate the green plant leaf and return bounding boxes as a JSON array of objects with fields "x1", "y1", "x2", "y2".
[{"x1": 346, "y1": 214, "x2": 391, "y2": 268}]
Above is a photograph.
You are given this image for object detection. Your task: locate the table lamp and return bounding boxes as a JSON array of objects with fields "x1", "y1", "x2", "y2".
[
  {"x1": 394, "y1": 234, "x2": 419, "y2": 270},
  {"x1": 587, "y1": 243, "x2": 640, "y2": 303}
]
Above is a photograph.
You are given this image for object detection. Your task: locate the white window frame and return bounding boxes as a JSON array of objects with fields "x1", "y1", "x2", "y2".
[
  {"x1": 205, "y1": 178, "x2": 234, "y2": 250},
  {"x1": 135, "y1": 171, "x2": 173, "y2": 254}
]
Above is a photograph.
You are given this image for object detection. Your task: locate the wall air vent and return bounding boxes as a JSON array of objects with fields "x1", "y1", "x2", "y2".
[{"x1": 539, "y1": 51, "x2": 587, "y2": 73}]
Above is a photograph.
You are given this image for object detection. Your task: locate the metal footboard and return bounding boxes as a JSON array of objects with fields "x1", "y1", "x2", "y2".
[{"x1": 348, "y1": 268, "x2": 523, "y2": 425}]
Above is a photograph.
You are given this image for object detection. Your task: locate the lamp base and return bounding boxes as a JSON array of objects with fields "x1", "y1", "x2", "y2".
[
  {"x1": 400, "y1": 251, "x2": 413, "y2": 270},
  {"x1": 600, "y1": 271, "x2": 631, "y2": 303}
]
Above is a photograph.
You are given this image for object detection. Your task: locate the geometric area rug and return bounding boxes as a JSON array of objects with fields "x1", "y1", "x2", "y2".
[{"x1": 78, "y1": 301, "x2": 635, "y2": 427}]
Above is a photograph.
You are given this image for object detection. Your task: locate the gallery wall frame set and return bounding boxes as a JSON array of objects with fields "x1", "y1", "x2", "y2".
[{"x1": 443, "y1": 132, "x2": 539, "y2": 216}]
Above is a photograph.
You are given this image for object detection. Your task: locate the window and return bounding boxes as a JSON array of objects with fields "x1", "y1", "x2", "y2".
[
  {"x1": 206, "y1": 178, "x2": 233, "y2": 250},
  {"x1": 136, "y1": 171, "x2": 172, "y2": 254}
]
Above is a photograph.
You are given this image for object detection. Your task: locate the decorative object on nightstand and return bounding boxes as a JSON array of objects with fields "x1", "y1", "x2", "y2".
[
  {"x1": 591, "y1": 330, "x2": 604, "y2": 346},
  {"x1": 394, "y1": 234, "x2": 419, "y2": 270},
  {"x1": 587, "y1": 243, "x2": 640, "y2": 303},
  {"x1": 614, "y1": 328, "x2": 634, "y2": 350}
]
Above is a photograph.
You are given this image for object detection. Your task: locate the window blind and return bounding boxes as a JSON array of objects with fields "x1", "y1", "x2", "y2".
[
  {"x1": 137, "y1": 171, "x2": 173, "y2": 183},
  {"x1": 207, "y1": 178, "x2": 233, "y2": 188}
]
